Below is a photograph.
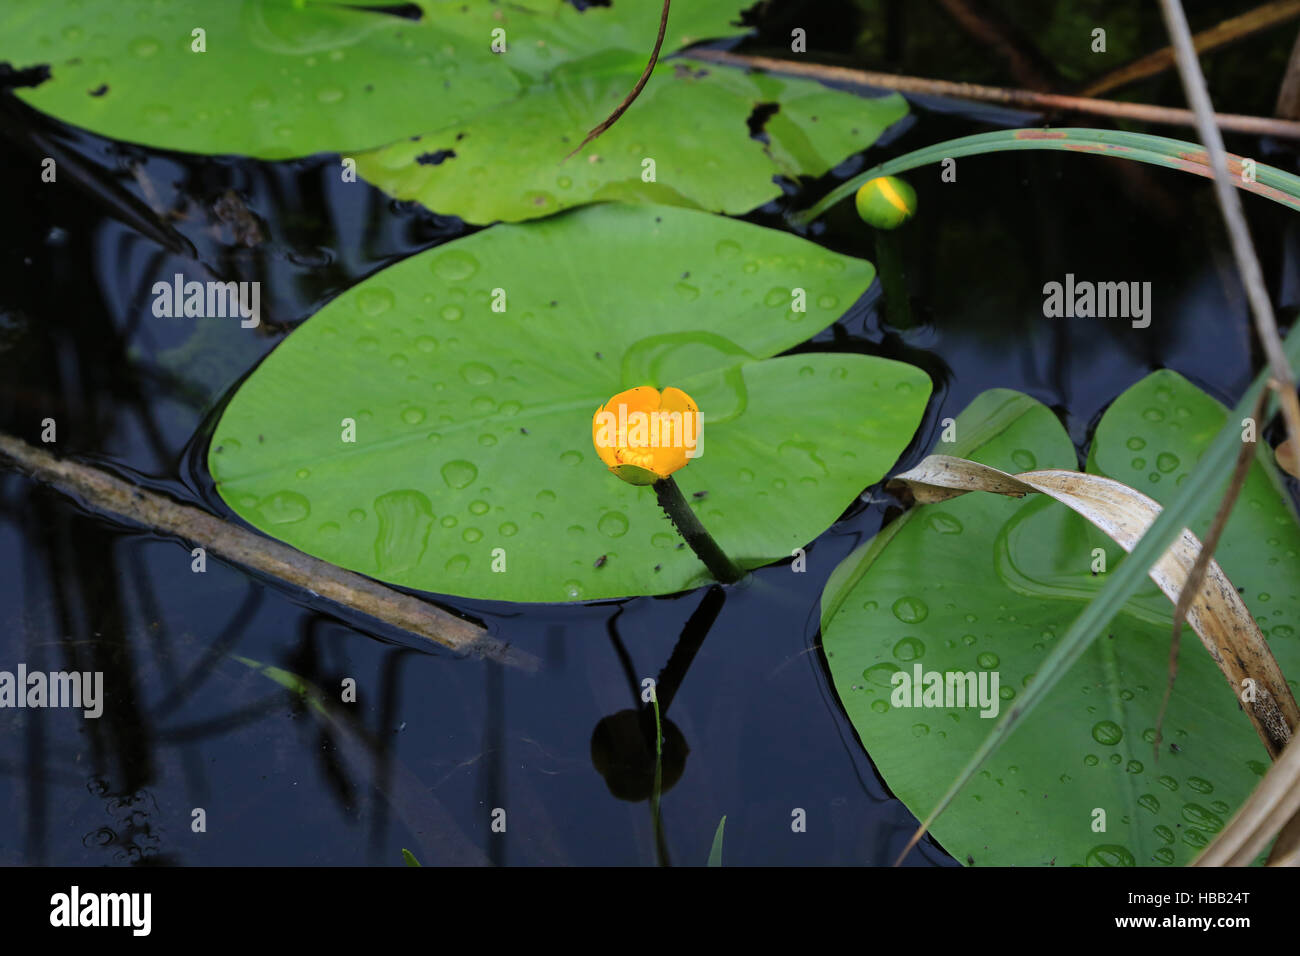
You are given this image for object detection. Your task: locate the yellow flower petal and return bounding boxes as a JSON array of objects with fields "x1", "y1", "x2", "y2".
[
  {"x1": 609, "y1": 385, "x2": 660, "y2": 416},
  {"x1": 659, "y1": 387, "x2": 697, "y2": 415},
  {"x1": 590, "y1": 385, "x2": 700, "y2": 484},
  {"x1": 592, "y1": 402, "x2": 619, "y2": 470}
]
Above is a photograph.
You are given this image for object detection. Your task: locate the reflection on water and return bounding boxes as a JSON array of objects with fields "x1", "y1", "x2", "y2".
[{"x1": 82, "y1": 783, "x2": 166, "y2": 865}]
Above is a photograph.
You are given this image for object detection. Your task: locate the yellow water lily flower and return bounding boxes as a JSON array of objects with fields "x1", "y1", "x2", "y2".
[{"x1": 592, "y1": 385, "x2": 700, "y2": 485}]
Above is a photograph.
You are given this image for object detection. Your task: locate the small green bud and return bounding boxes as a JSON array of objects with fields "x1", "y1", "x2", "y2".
[{"x1": 855, "y1": 176, "x2": 917, "y2": 230}]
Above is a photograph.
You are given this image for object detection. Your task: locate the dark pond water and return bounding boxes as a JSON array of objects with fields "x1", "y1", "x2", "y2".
[{"x1": 1, "y1": 2, "x2": 1297, "y2": 865}]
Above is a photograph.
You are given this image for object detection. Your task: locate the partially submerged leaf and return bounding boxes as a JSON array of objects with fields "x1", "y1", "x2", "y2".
[{"x1": 211, "y1": 203, "x2": 931, "y2": 602}]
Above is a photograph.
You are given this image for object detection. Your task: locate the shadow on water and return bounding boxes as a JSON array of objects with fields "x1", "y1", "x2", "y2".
[{"x1": 1, "y1": 2, "x2": 1298, "y2": 865}]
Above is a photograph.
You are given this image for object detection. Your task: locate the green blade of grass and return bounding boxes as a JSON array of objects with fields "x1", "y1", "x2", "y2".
[
  {"x1": 230, "y1": 654, "x2": 329, "y2": 717},
  {"x1": 894, "y1": 324, "x2": 1300, "y2": 865},
  {"x1": 794, "y1": 128, "x2": 1300, "y2": 225},
  {"x1": 401, "y1": 848, "x2": 422, "y2": 867},
  {"x1": 708, "y1": 815, "x2": 726, "y2": 867}
]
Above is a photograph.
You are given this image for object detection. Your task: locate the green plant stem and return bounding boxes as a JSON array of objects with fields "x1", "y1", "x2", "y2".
[
  {"x1": 653, "y1": 691, "x2": 663, "y2": 793},
  {"x1": 650, "y1": 690, "x2": 668, "y2": 866},
  {"x1": 874, "y1": 229, "x2": 914, "y2": 329},
  {"x1": 654, "y1": 476, "x2": 744, "y2": 583}
]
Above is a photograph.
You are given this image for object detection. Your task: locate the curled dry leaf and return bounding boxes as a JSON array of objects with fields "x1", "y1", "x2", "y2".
[
  {"x1": 1192, "y1": 732, "x2": 1300, "y2": 866},
  {"x1": 1276, "y1": 437, "x2": 1300, "y2": 479},
  {"x1": 888, "y1": 454, "x2": 1299, "y2": 758}
]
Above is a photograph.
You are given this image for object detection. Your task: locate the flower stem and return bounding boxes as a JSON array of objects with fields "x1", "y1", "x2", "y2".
[
  {"x1": 874, "y1": 229, "x2": 914, "y2": 329},
  {"x1": 653, "y1": 476, "x2": 744, "y2": 584},
  {"x1": 650, "y1": 690, "x2": 665, "y2": 862}
]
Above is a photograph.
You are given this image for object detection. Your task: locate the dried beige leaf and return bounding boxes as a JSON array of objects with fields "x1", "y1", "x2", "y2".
[
  {"x1": 1192, "y1": 731, "x2": 1300, "y2": 866},
  {"x1": 1277, "y1": 437, "x2": 1300, "y2": 479},
  {"x1": 888, "y1": 454, "x2": 1298, "y2": 757}
]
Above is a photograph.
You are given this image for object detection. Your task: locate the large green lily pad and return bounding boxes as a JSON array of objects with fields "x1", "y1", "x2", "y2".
[
  {"x1": 821, "y1": 372, "x2": 1300, "y2": 866},
  {"x1": 0, "y1": 0, "x2": 745, "y2": 158},
  {"x1": 354, "y1": 53, "x2": 909, "y2": 223},
  {"x1": 1, "y1": 1, "x2": 906, "y2": 221},
  {"x1": 211, "y1": 203, "x2": 932, "y2": 602}
]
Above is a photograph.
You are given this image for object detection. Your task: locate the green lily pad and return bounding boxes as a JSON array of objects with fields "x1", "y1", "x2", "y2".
[
  {"x1": 211, "y1": 203, "x2": 931, "y2": 602},
  {"x1": 821, "y1": 372, "x2": 1300, "y2": 866},
  {"x1": 2, "y1": 1, "x2": 906, "y2": 221},
  {"x1": 0, "y1": 0, "x2": 748, "y2": 158},
  {"x1": 354, "y1": 53, "x2": 909, "y2": 223}
]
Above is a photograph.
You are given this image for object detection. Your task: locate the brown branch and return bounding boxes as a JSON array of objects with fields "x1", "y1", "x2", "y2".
[
  {"x1": 1161, "y1": 0, "x2": 1300, "y2": 865},
  {"x1": 1277, "y1": 26, "x2": 1300, "y2": 118},
  {"x1": 684, "y1": 48, "x2": 1300, "y2": 140},
  {"x1": 935, "y1": 0, "x2": 1060, "y2": 91},
  {"x1": 564, "y1": 0, "x2": 670, "y2": 160},
  {"x1": 1159, "y1": 0, "x2": 1300, "y2": 530},
  {"x1": 0, "y1": 433, "x2": 537, "y2": 671},
  {"x1": 1081, "y1": 0, "x2": 1300, "y2": 98}
]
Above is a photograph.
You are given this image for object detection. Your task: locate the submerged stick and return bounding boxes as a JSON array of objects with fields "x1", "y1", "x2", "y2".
[{"x1": 0, "y1": 433, "x2": 536, "y2": 671}]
